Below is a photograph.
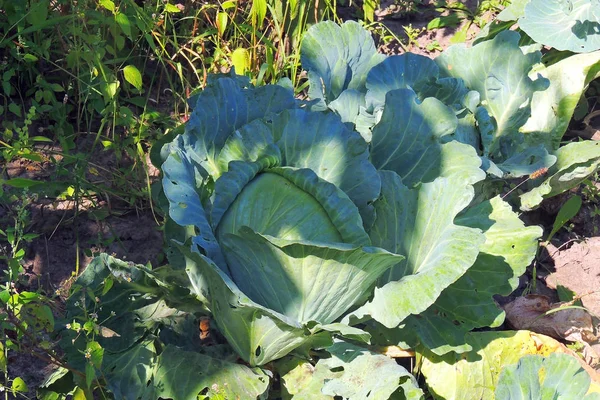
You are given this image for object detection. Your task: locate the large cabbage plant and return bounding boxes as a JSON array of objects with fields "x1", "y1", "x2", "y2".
[
  {"x1": 51, "y1": 18, "x2": 600, "y2": 400},
  {"x1": 157, "y1": 63, "x2": 540, "y2": 364},
  {"x1": 152, "y1": 20, "x2": 544, "y2": 395}
]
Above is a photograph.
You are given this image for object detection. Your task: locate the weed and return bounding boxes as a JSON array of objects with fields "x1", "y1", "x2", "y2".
[
  {"x1": 427, "y1": 0, "x2": 510, "y2": 43},
  {"x1": 403, "y1": 24, "x2": 425, "y2": 50},
  {"x1": 425, "y1": 39, "x2": 443, "y2": 52}
]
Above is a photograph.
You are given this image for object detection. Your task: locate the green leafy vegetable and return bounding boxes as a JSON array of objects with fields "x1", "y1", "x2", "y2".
[
  {"x1": 284, "y1": 341, "x2": 423, "y2": 399},
  {"x1": 420, "y1": 331, "x2": 559, "y2": 399},
  {"x1": 151, "y1": 345, "x2": 269, "y2": 399},
  {"x1": 301, "y1": 20, "x2": 385, "y2": 107},
  {"x1": 55, "y1": 18, "x2": 600, "y2": 399},
  {"x1": 519, "y1": 0, "x2": 600, "y2": 53},
  {"x1": 496, "y1": 353, "x2": 600, "y2": 400}
]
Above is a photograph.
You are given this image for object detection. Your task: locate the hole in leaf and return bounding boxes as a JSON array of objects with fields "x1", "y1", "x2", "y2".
[
  {"x1": 329, "y1": 366, "x2": 344, "y2": 373},
  {"x1": 255, "y1": 346, "x2": 262, "y2": 357}
]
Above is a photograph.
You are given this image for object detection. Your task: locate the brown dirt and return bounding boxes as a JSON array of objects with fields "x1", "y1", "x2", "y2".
[
  {"x1": 540, "y1": 237, "x2": 600, "y2": 368},
  {"x1": 0, "y1": 134, "x2": 164, "y2": 395},
  {"x1": 2, "y1": 135, "x2": 164, "y2": 290},
  {"x1": 544, "y1": 239, "x2": 600, "y2": 318},
  {"x1": 373, "y1": 0, "x2": 485, "y2": 56},
  {"x1": 24, "y1": 205, "x2": 164, "y2": 290}
]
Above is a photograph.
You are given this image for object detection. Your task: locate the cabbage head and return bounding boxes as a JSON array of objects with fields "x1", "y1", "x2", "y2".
[{"x1": 159, "y1": 77, "x2": 406, "y2": 365}]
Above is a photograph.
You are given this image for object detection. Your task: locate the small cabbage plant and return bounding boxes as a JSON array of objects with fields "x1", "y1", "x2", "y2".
[{"x1": 52, "y1": 19, "x2": 600, "y2": 400}]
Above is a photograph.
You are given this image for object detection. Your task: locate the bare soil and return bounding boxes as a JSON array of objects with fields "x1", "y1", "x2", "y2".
[{"x1": 373, "y1": 0, "x2": 484, "y2": 56}]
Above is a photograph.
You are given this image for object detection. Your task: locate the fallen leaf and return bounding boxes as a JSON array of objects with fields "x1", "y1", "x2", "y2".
[{"x1": 504, "y1": 294, "x2": 598, "y2": 366}]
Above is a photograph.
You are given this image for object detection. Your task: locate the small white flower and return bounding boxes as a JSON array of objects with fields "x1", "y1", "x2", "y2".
[{"x1": 66, "y1": 323, "x2": 72, "y2": 329}]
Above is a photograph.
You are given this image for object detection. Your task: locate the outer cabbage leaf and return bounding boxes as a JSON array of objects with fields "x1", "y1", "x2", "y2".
[
  {"x1": 62, "y1": 255, "x2": 200, "y2": 354},
  {"x1": 436, "y1": 31, "x2": 549, "y2": 158},
  {"x1": 348, "y1": 142, "x2": 486, "y2": 329},
  {"x1": 287, "y1": 341, "x2": 423, "y2": 400},
  {"x1": 181, "y1": 240, "x2": 400, "y2": 365},
  {"x1": 277, "y1": 357, "x2": 334, "y2": 399},
  {"x1": 496, "y1": 0, "x2": 529, "y2": 21},
  {"x1": 364, "y1": 55, "x2": 482, "y2": 149},
  {"x1": 435, "y1": 196, "x2": 542, "y2": 329},
  {"x1": 162, "y1": 152, "x2": 228, "y2": 271},
  {"x1": 495, "y1": 353, "x2": 600, "y2": 400},
  {"x1": 59, "y1": 255, "x2": 225, "y2": 400},
  {"x1": 387, "y1": 196, "x2": 542, "y2": 355},
  {"x1": 520, "y1": 51, "x2": 600, "y2": 150},
  {"x1": 103, "y1": 341, "x2": 156, "y2": 400},
  {"x1": 149, "y1": 345, "x2": 270, "y2": 400},
  {"x1": 520, "y1": 140, "x2": 600, "y2": 210},
  {"x1": 181, "y1": 246, "x2": 310, "y2": 366},
  {"x1": 420, "y1": 330, "x2": 587, "y2": 400},
  {"x1": 301, "y1": 20, "x2": 385, "y2": 105},
  {"x1": 221, "y1": 227, "x2": 403, "y2": 325},
  {"x1": 168, "y1": 77, "x2": 297, "y2": 179},
  {"x1": 369, "y1": 89, "x2": 459, "y2": 187},
  {"x1": 519, "y1": 0, "x2": 600, "y2": 53},
  {"x1": 365, "y1": 53, "x2": 440, "y2": 109},
  {"x1": 494, "y1": 145, "x2": 557, "y2": 178},
  {"x1": 365, "y1": 313, "x2": 474, "y2": 356}
]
